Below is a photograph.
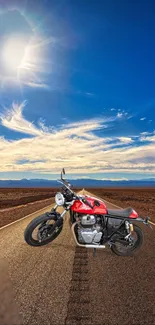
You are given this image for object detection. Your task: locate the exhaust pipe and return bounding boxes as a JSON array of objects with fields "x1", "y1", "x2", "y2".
[
  {"x1": 71, "y1": 222, "x2": 105, "y2": 249},
  {"x1": 85, "y1": 244, "x2": 105, "y2": 248}
]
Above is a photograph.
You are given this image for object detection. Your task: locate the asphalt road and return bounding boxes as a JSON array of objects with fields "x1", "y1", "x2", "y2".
[
  {"x1": 84, "y1": 191, "x2": 155, "y2": 325},
  {"x1": 0, "y1": 190, "x2": 154, "y2": 325}
]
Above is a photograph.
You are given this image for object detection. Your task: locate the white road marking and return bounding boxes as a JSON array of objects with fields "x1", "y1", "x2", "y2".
[
  {"x1": 0, "y1": 203, "x2": 54, "y2": 231},
  {"x1": 0, "y1": 189, "x2": 122, "y2": 231},
  {"x1": 0, "y1": 190, "x2": 84, "y2": 230}
]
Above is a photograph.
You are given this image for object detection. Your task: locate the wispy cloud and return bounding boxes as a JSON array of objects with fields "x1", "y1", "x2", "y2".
[
  {"x1": 101, "y1": 177, "x2": 128, "y2": 181},
  {"x1": 140, "y1": 131, "x2": 155, "y2": 142},
  {"x1": 0, "y1": 103, "x2": 155, "y2": 175},
  {"x1": 140, "y1": 117, "x2": 146, "y2": 121},
  {"x1": 24, "y1": 81, "x2": 50, "y2": 90},
  {"x1": 0, "y1": 29, "x2": 54, "y2": 91},
  {"x1": 73, "y1": 90, "x2": 95, "y2": 97},
  {"x1": 117, "y1": 137, "x2": 133, "y2": 144},
  {"x1": 0, "y1": 74, "x2": 50, "y2": 91},
  {"x1": 140, "y1": 131, "x2": 152, "y2": 136},
  {"x1": 31, "y1": 36, "x2": 59, "y2": 48},
  {"x1": 0, "y1": 101, "x2": 41, "y2": 136},
  {"x1": 117, "y1": 112, "x2": 123, "y2": 118}
]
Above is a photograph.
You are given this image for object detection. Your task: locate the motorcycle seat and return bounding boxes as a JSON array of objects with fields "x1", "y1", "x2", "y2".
[{"x1": 107, "y1": 207, "x2": 133, "y2": 218}]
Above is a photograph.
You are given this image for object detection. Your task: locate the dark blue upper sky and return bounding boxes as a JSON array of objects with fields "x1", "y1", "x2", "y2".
[{"x1": 0, "y1": 0, "x2": 154, "y2": 180}]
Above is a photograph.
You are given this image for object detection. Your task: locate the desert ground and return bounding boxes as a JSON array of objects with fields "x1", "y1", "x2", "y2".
[
  {"x1": 89, "y1": 188, "x2": 155, "y2": 221},
  {"x1": 0, "y1": 188, "x2": 57, "y2": 227},
  {"x1": 0, "y1": 188, "x2": 58, "y2": 209},
  {"x1": 0, "y1": 187, "x2": 154, "y2": 228},
  {"x1": 0, "y1": 187, "x2": 81, "y2": 227},
  {"x1": 0, "y1": 188, "x2": 154, "y2": 325}
]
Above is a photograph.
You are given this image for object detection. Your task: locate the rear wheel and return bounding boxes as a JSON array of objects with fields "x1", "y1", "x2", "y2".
[
  {"x1": 110, "y1": 224, "x2": 143, "y2": 256},
  {"x1": 24, "y1": 214, "x2": 63, "y2": 247}
]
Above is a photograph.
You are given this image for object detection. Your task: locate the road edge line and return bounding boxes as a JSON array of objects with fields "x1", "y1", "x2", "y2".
[
  {"x1": 0, "y1": 203, "x2": 54, "y2": 231},
  {"x1": 0, "y1": 190, "x2": 84, "y2": 231},
  {"x1": 0, "y1": 190, "x2": 122, "y2": 231}
]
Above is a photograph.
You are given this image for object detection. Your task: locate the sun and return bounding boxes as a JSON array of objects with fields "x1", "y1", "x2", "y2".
[
  {"x1": 0, "y1": 9, "x2": 54, "y2": 90},
  {"x1": 2, "y1": 37, "x2": 29, "y2": 71}
]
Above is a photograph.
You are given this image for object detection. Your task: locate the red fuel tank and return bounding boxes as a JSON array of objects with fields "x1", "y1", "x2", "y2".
[{"x1": 71, "y1": 195, "x2": 107, "y2": 215}]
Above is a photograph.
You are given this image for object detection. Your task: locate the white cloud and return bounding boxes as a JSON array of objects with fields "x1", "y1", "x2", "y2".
[
  {"x1": 115, "y1": 110, "x2": 130, "y2": 119},
  {"x1": 117, "y1": 137, "x2": 133, "y2": 144},
  {"x1": 0, "y1": 101, "x2": 41, "y2": 136},
  {"x1": 140, "y1": 132, "x2": 151, "y2": 135},
  {"x1": 140, "y1": 135, "x2": 155, "y2": 142},
  {"x1": 140, "y1": 117, "x2": 146, "y2": 121},
  {"x1": 24, "y1": 81, "x2": 50, "y2": 90},
  {"x1": 110, "y1": 108, "x2": 115, "y2": 111},
  {"x1": 139, "y1": 130, "x2": 155, "y2": 142},
  {"x1": 117, "y1": 112, "x2": 123, "y2": 118},
  {"x1": 102, "y1": 178, "x2": 128, "y2": 181},
  {"x1": 0, "y1": 103, "x2": 155, "y2": 175}
]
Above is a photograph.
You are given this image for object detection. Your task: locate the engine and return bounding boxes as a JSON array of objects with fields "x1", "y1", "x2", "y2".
[{"x1": 77, "y1": 214, "x2": 103, "y2": 244}]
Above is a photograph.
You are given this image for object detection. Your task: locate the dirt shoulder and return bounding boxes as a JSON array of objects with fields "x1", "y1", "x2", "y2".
[
  {"x1": 1, "y1": 187, "x2": 154, "y2": 228},
  {"x1": 0, "y1": 187, "x2": 82, "y2": 228},
  {"x1": 0, "y1": 197, "x2": 54, "y2": 228},
  {"x1": 0, "y1": 188, "x2": 57, "y2": 209},
  {"x1": 89, "y1": 188, "x2": 155, "y2": 220}
]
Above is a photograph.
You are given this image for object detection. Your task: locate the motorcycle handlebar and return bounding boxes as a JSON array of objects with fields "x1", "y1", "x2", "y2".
[
  {"x1": 57, "y1": 179, "x2": 73, "y2": 191},
  {"x1": 57, "y1": 179, "x2": 94, "y2": 209},
  {"x1": 73, "y1": 194, "x2": 93, "y2": 209}
]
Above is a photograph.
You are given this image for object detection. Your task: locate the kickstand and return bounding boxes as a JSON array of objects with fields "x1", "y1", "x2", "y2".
[{"x1": 93, "y1": 248, "x2": 97, "y2": 257}]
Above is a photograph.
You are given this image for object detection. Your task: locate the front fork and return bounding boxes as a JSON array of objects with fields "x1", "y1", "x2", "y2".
[{"x1": 46, "y1": 205, "x2": 69, "y2": 228}]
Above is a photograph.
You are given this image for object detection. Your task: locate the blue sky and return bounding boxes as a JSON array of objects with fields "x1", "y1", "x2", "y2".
[{"x1": 0, "y1": 0, "x2": 154, "y2": 180}]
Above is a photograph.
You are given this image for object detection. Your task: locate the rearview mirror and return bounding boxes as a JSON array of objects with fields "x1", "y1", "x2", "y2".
[
  {"x1": 62, "y1": 168, "x2": 65, "y2": 175},
  {"x1": 61, "y1": 168, "x2": 65, "y2": 180},
  {"x1": 94, "y1": 200, "x2": 100, "y2": 207}
]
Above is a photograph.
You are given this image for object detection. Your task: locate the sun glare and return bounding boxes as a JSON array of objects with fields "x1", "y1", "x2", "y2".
[
  {"x1": 2, "y1": 38, "x2": 28, "y2": 70},
  {"x1": 0, "y1": 9, "x2": 54, "y2": 90}
]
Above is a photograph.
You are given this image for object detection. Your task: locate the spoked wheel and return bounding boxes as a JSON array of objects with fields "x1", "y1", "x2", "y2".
[
  {"x1": 24, "y1": 214, "x2": 63, "y2": 247},
  {"x1": 110, "y1": 225, "x2": 143, "y2": 256}
]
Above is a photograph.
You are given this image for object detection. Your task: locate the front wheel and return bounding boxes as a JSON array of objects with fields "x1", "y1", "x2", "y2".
[
  {"x1": 110, "y1": 224, "x2": 143, "y2": 256},
  {"x1": 24, "y1": 213, "x2": 63, "y2": 247}
]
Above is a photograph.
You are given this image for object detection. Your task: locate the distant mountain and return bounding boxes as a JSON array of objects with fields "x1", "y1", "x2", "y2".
[{"x1": 0, "y1": 178, "x2": 155, "y2": 188}]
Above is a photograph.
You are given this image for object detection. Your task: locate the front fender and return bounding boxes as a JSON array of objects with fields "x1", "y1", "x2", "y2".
[
  {"x1": 44, "y1": 211, "x2": 61, "y2": 221},
  {"x1": 44, "y1": 209, "x2": 64, "y2": 229}
]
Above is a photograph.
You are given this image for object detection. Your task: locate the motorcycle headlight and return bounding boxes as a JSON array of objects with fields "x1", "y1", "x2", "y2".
[{"x1": 55, "y1": 192, "x2": 65, "y2": 206}]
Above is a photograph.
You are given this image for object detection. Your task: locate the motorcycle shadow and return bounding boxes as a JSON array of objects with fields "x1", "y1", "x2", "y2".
[
  {"x1": 38, "y1": 242, "x2": 76, "y2": 252},
  {"x1": 39, "y1": 243, "x2": 113, "y2": 257}
]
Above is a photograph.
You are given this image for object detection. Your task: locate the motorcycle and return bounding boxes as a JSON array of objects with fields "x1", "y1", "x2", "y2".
[{"x1": 24, "y1": 168, "x2": 152, "y2": 256}]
